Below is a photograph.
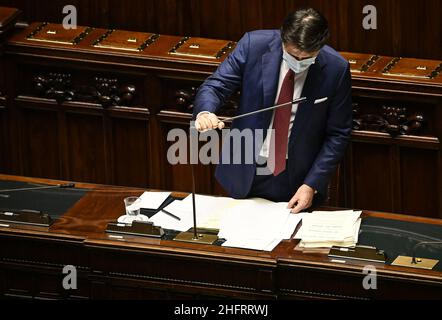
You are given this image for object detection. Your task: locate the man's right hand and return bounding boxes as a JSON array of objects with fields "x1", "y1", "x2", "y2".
[{"x1": 195, "y1": 112, "x2": 225, "y2": 132}]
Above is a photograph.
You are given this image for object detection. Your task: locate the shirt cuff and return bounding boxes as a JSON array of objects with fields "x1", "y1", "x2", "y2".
[
  {"x1": 196, "y1": 111, "x2": 211, "y2": 119},
  {"x1": 304, "y1": 183, "x2": 318, "y2": 195}
]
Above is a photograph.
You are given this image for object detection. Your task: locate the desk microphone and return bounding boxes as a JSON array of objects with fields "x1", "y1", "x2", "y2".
[
  {"x1": 411, "y1": 241, "x2": 442, "y2": 264},
  {"x1": 0, "y1": 183, "x2": 76, "y2": 198},
  {"x1": 392, "y1": 240, "x2": 442, "y2": 270}
]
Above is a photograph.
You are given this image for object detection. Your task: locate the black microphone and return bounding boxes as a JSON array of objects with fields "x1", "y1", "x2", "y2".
[
  {"x1": 0, "y1": 183, "x2": 76, "y2": 198},
  {"x1": 411, "y1": 241, "x2": 442, "y2": 264},
  {"x1": 393, "y1": 240, "x2": 442, "y2": 270}
]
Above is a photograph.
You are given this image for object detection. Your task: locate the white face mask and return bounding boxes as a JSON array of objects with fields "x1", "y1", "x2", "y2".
[{"x1": 283, "y1": 50, "x2": 316, "y2": 73}]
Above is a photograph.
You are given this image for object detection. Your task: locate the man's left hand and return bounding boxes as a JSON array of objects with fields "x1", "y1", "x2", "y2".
[{"x1": 288, "y1": 184, "x2": 315, "y2": 214}]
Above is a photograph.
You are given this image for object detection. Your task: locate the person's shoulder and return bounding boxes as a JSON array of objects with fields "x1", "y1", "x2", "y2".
[
  {"x1": 320, "y1": 45, "x2": 349, "y2": 69},
  {"x1": 246, "y1": 29, "x2": 281, "y2": 44}
]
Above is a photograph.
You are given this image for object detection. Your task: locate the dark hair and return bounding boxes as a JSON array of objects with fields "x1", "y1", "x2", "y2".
[{"x1": 281, "y1": 8, "x2": 330, "y2": 53}]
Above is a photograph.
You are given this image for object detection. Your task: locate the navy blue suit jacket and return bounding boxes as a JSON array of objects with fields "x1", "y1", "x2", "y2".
[{"x1": 193, "y1": 30, "x2": 353, "y2": 200}]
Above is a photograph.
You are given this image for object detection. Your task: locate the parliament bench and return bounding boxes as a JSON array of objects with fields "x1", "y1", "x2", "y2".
[{"x1": 0, "y1": 174, "x2": 441, "y2": 300}]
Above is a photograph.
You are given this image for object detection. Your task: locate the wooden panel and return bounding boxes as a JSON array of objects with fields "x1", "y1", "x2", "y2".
[
  {"x1": 169, "y1": 37, "x2": 234, "y2": 59},
  {"x1": 110, "y1": 115, "x2": 150, "y2": 188},
  {"x1": 2, "y1": 0, "x2": 441, "y2": 60},
  {"x1": 93, "y1": 30, "x2": 156, "y2": 51},
  {"x1": 2, "y1": 268, "x2": 34, "y2": 299},
  {"x1": 65, "y1": 113, "x2": 106, "y2": 183},
  {"x1": 344, "y1": 92, "x2": 442, "y2": 218},
  {"x1": 0, "y1": 101, "x2": 7, "y2": 173},
  {"x1": 277, "y1": 262, "x2": 442, "y2": 300},
  {"x1": 350, "y1": 143, "x2": 394, "y2": 212},
  {"x1": 1, "y1": 266, "x2": 90, "y2": 300},
  {"x1": 0, "y1": 6, "x2": 20, "y2": 34},
  {"x1": 383, "y1": 58, "x2": 442, "y2": 79},
  {"x1": 0, "y1": 7, "x2": 15, "y2": 174},
  {"x1": 20, "y1": 108, "x2": 61, "y2": 179},
  {"x1": 400, "y1": 148, "x2": 439, "y2": 218},
  {"x1": 26, "y1": 23, "x2": 92, "y2": 45},
  {"x1": 344, "y1": 136, "x2": 441, "y2": 218}
]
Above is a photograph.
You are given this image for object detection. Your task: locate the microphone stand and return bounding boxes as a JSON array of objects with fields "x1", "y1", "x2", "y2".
[
  {"x1": 173, "y1": 126, "x2": 218, "y2": 245},
  {"x1": 412, "y1": 241, "x2": 442, "y2": 264},
  {"x1": 190, "y1": 162, "x2": 199, "y2": 240},
  {"x1": 392, "y1": 241, "x2": 442, "y2": 270}
]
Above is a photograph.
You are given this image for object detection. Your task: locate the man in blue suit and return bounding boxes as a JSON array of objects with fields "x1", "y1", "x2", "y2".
[{"x1": 193, "y1": 8, "x2": 352, "y2": 213}]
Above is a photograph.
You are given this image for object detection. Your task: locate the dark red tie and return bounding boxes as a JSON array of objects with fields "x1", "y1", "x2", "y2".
[{"x1": 269, "y1": 69, "x2": 295, "y2": 176}]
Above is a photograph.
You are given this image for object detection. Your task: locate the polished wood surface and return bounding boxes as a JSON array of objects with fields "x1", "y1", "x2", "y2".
[
  {"x1": 0, "y1": 7, "x2": 20, "y2": 177},
  {"x1": 0, "y1": 174, "x2": 441, "y2": 300},
  {"x1": 0, "y1": 0, "x2": 441, "y2": 60},
  {"x1": 9, "y1": 22, "x2": 235, "y2": 65},
  {"x1": 0, "y1": 6, "x2": 19, "y2": 30}
]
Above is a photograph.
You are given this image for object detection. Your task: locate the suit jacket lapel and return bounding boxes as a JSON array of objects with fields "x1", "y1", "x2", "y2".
[
  {"x1": 290, "y1": 52, "x2": 326, "y2": 145},
  {"x1": 261, "y1": 38, "x2": 282, "y2": 130}
]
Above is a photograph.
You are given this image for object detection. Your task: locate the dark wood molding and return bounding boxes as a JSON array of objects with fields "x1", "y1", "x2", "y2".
[
  {"x1": 353, "y1": 104, "x2": 428, "y2": 137},
  {"x1": 33, "y1": 73, "x2": 138, "y2": 107},
  {"x1": 0, "y1": 7, "x2": 20, "y2": 37},
  {"x1": 3, "y1": 0, "x2": 442, "y2": 60}
]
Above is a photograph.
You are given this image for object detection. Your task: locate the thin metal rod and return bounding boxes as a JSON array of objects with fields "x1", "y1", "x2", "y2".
[
  {"x1": 191, "y1": 163, "x2": 198, "y2": 240},
  {"x1": 222, "y1": 97, "x2": 307, "y2": 122},
  {"x1": 189, "y1": 125, "x2": 199, "y2": 240}
]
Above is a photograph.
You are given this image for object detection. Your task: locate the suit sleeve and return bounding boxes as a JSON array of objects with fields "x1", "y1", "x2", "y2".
[
  {"x1": 192, "y1": 33, "x2": 250, "y2": 118},
  {"x1": 303, "y1": 63, "x2": 353, "y2": 197}
]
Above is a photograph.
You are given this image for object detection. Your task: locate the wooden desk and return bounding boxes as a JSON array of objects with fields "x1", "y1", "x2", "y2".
[{"x1": 0, "y1": 175, "x2": 440, "y2": 300}]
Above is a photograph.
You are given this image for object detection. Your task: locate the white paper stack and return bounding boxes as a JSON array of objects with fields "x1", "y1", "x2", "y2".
[
  {"x1": 148, "y1": 195, "x2": 303, "y2": 252},
  {"x1": 218, "y1": 199, "x2": 304, "y2": 252},
  {"x1": 295, "y1": 210, "x2": 362, "y2": 249}
]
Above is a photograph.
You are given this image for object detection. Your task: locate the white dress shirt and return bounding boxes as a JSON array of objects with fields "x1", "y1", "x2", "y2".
[{"x1": 259, "y1": 60, "x2": 310, "y2": 159}]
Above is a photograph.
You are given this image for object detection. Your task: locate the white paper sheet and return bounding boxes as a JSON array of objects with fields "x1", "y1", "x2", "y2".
[
  {"x1": 138, "y1": 191, "x2": 171, "y2": 210},
  {"x1": 219, "y1": 199, "x2": 303, "y2": 251}
]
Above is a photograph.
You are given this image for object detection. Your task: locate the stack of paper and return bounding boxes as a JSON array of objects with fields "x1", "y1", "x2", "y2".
[
  {"x1": 148, "y1": 195, "x2": 303, "y2": 251},
  {"x1": 295, "y1": 210, "x2": 362, "y2": 249},
  {"x1": 218, "y1": 199, "x2": 303, "y2": 252},
  {"x1": 140, "y1": 194, "x2": 362, "y2": 252}
]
